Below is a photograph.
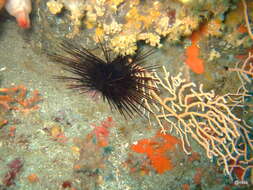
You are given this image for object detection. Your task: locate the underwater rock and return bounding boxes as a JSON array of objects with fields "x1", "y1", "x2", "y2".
[{"x1": 33, "y1": 0, "x2": 233, "y2": 56}]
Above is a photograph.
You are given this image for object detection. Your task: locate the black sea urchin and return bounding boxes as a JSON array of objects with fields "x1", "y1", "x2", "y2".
[{"x1": 49, "y1": 41, "x2": 158, "y2": 118}]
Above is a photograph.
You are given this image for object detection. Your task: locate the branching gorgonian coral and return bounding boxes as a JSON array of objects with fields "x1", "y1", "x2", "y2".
[{"x1": 143, "y1": 66, "x2": 252, "y2": 180}]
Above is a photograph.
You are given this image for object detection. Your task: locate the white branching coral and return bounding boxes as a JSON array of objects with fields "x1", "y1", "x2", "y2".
[
  {"x1": 143, "y1": 66, "x2": 252, "y2": 179},
  {"x1": 229, "y1": 52, "x2": 253, "y2": 83}
]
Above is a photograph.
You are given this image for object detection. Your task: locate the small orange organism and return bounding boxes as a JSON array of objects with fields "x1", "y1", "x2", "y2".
[
  {"x1": 27, "y1": 173, "x2": 39, "y2": 183},
  {"x1": 185, "y1": 28, "x2": 205, "y2": 74},
  {"x1": 131, "y1": 131, "x2": 181, "y2": 174}
]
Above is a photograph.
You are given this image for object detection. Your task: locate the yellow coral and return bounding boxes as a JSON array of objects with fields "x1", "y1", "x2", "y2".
[
  {"x1": 125, "y1": 5, "x2": 162, "y2": 31},
  {"x1": 95, "y1": 0, "x2": 106, "y2": 17},
  {"x1": 137, "y1": 2, "x2": 162, "y2": 30},
  {"x1": 179, "y1": 16, "x2": 199, "y2": 35},
  {"x1": 111, "y1": 0, "x2": 124, "y2": 6},
  {"x1": 156, "y1": 16, "x2": 170, "y2": 36},
  {"x1": 110, "y1": 34, "x2": 137, "y2": 55},
  {"x1": 138, "y1": 33, "x2": 162, "y2": 47},
  {"x1": 126, "y1": 7, "x2": 139, "y2": 20},
  {"x1": 94, "y1": 27, "x2": 104, "y2": 42},
  {"x1": 177, "y1": 0, "x2": 193, "y2": 4},
  {"x1": 45, "y1": 0, "x2": 210, "y2": 55},
  {"x1": 103, "y1": 20, "x2": 123, "y2": 35},
  {"x1": 62, "y1": 0, "x2": 86, "y2": 38},
  {"x1": 109, "y1": 0, "x2": 125, "y2": 10},
  {"x1": 129, "y1": 0, "x2": 140, "y2": 7},
  {"x1": 47, "y1": 0, "x2": 63, "y2": 15},
  {"x1": 84, "y1": 1, "x2": 106, "y2": 29},
  {"x1": 140, "y1": 8, "x2": 161, "y2": 29},
  {"x1": 85, "y1": 5, "x2": 97, "y2": 29}
]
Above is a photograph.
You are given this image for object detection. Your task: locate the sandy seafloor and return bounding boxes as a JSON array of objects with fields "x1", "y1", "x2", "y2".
[{"x1": 0, "y1": 18, "x2": 253, "y2": 190}]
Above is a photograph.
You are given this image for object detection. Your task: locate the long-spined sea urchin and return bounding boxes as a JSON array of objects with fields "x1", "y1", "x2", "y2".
[{"x1": 49, "y1": 41, "x2": 158, "y2": 118}]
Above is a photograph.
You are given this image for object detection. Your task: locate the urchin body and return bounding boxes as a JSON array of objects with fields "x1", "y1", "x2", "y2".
[{"x1": 49, "y1": 41, "x2": 157, "y2": 118}]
